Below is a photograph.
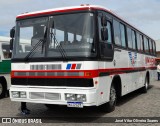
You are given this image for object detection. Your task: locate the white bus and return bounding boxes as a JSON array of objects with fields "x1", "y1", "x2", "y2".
[
  {"x1": 0, "y1": 36, "x2": 11, "y2": 99},
  {"x1": 10, "y1": 5, "x2": 156, "y2": 112}
]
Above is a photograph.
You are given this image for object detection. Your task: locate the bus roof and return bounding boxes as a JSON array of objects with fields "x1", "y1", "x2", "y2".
[
  {"x1": 16, "y1": 5, "x2": 154, "y2": 40},
  {"x1": 0, "y1": 36, "x2": 10, "y2": 42},
  {"x1": 16, "y1": 5, "x2": 111, "y2": 19}
]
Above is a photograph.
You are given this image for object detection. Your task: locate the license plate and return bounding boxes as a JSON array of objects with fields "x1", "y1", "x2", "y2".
[{"x1": 67, "y1": 102, "x2": 83, "y2": 108}]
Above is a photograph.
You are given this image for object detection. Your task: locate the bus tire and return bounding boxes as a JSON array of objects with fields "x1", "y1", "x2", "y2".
[
  {"x1": 0, "y1": 81, "x2": 7, "y2": 99},
  {"x1": 99, "y1": 84, "x2": 116, "y2": 113},
  {"x1": 141, "y1": 77, "x2": 149, "y2": 93}
]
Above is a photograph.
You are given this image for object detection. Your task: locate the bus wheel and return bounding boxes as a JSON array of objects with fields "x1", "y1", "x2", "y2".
[
  {"x1": 0, "y1": 81, "x2": 6, "y2": 99},
  {"x1": 100, "y1": 84, "x2": 116, "y2": 113},
  {"x1": 141, "y1": 77, "x2": 149, "y2": 93}
]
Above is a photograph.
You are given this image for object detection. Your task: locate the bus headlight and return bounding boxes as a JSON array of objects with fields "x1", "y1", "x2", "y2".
[
  {"x1": 65, "y1": 94, "x2": 86, "y2": 102},
  {"x1": 65, "y1": 94, "x2": 76, "y2": 101},
  {"x1": 11, "y1": 91, "x2": 27, "y2": 98},
  {"x1": 12, "y1": 91, "x2": 20, "y2": 98},
  {"x1": 76, "y1": 94, "x2": 86, "y2": 102},
  {"x1": 20, "y1": 92, "x2": 27, "y2": 98}
]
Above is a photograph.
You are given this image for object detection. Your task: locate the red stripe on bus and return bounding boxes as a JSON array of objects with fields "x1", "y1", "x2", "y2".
[{"x1": 11, "y1": 66, "x2": 156, "y2": 79}]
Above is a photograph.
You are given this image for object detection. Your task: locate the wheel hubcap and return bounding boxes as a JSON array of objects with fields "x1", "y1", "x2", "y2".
[{"x1": 0, "y1": 83, "x2": 3, "y2": 95}]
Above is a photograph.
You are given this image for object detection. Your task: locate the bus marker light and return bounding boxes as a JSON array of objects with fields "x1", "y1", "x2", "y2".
[
  {"x1": 84, "y1": 72, "x2": 92, "y2": 76},
  {"x1": 95, "y1": 81, "x2": 98, "y2": 84}
]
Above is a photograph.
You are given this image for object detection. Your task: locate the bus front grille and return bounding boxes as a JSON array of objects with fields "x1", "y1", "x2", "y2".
[
  {"x1": 11, "y1": 78, "x2": 94, "y2": 87},
  {"x1": 29, "y1": 92, "x2": 60, "y2": 100}
]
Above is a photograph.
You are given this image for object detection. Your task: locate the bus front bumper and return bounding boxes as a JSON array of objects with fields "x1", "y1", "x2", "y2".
[{"x1": 9, "y1": 86, "x2": 97, "y2": 107}]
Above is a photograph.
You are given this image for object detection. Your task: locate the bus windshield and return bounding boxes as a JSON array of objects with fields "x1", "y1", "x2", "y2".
[{"x1": 13, "y1": 12, "x2": 96, "y2": 60}]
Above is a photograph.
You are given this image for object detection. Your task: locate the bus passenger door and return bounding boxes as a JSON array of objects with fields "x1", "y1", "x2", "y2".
[{"x1": 97, "y1": 12, "x2": 114, "y2": 105}]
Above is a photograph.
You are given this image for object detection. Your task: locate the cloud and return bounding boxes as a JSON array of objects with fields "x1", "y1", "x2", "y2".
[
  {"x1": 110, "y1": 0, "x2": 160, "y2": 39},
  {"x1": 114, "y1": 0, "x2": 160, "y2": 22},
  {"x1": 0, "y1": 0, "x2": 160, "y2": 39}
]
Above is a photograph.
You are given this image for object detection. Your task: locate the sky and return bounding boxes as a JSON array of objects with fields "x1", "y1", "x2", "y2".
[{"x1": 0, "y1": 0, "x2": 160, "y2": 40}]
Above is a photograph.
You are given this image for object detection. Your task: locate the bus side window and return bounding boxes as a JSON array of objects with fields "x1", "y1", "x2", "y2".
[
  {"x1": 140, "y1": 35, "x2": 144, "y2": 52},
  {"x1": 113, "y1": 20, "x2": 121, "y2": 46},
  {"x1": 98, "y1": 16, "x2": 112, "y2": 43},
  {"x1": 98, "y1": 14, "x2": 114, "y2": 60},
  {"x1": 152, "y1": 41, "x2": 156, "y2": 55},
  {"x1": 137, "y1": 33, "x2": 141, "y2": 52},
  {"x1": 127, "y1": 27, "x2": 132, "y2": 49},
  {"x1": 106, "y1": 21, "x2": 112, "y2": 43},
  {"x1": 120, "y1": 23, "x2": 126, "y2": 47},
  {"x1": 131, "y1": 30, "x2": 136, "y2": 50},
  {"x1": 149, "y1": 39, "x2": 154, "y2": 54},
  {"x1": 144, "y1": 36, "x2": 149, "y2": 53}
]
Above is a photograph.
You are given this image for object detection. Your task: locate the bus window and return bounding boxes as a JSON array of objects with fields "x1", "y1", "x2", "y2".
[
  {"x1": 120, "y1": 23, "x2": 126, "y2": 47},
  {"x1": 149, "y1": 39, "x2": 153, "y2": 54},
  {"x1": 127, "y1": 27, "x2": 132, "y2": 49},
  {"x1": 98, "y1": 15, "x2": 113, "y2": 59},
  {"x1": 146, "y1": 38, "x2": 149, "y2": 53},
  {"x1": 140, "y1": 35, "x2": 143, "y2": 52},
  {"x1": 144, "y1": 36, "x2": 149, "y2": 53},
  {"x1": 131, "y1": 30, "x2": 136, "y2": 50},
  {"x1": 137, "y1": 33, "x2": 141, "y2": 51},
  {"x1": 99, "y1": 16, "x2": 112, "y2": 43},
  {"x1": 113, "y1": 20, "x2": 121, "y2": 45},
  {"x1": 152, "y1": 41, "x2": 156, "y2": 55},
  {"x1": 106, "y1": 21, "x2": 112, "y2": 43}
]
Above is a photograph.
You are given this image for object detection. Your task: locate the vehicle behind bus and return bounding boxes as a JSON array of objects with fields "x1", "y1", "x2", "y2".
[{"x1": 0, "y1": 36, "x2": 11, "y2": 99}]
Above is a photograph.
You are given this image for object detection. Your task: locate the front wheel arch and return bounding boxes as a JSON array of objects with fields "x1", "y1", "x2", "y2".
[{"x1": 99, "y1": 74, "x2": 122, "y2": 113}]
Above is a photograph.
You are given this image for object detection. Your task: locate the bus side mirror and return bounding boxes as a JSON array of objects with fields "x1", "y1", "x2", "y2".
[
  {"x1": 101, "y1": 16, "x2": 107, "y2": 27},
  {"x1": 10, "y1": 27, "x2": 15, "y2": 38},
  {"x1": 10, "y1": 39, "x2": 14, "y2": 50},
  {"x1": 101, "y1": 28, "x2": 108, "y2": 41}
]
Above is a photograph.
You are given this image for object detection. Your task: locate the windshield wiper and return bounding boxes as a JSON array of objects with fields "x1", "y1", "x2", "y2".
[
  {"x1": 24, "y1": 28, "x2": 47, "y2": 62},
  {"x1": 51, "y1": 22, "x2": 68, "y2": 61},
  {"x1": 52, "y1": 34, "x2": 68, "y2": 61}
]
